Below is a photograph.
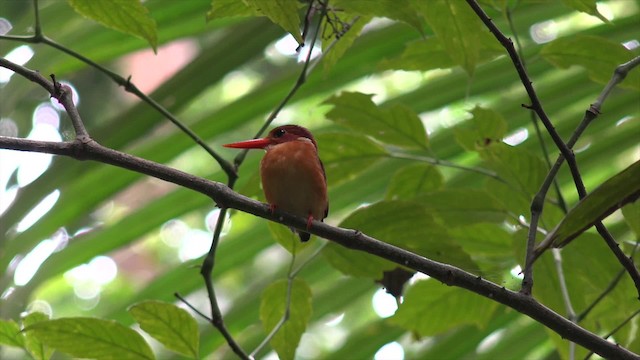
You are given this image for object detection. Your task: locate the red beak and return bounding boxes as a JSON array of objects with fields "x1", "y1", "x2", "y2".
[{"x1": 223, "y1": 138, "x2": 271, "y2": 149}]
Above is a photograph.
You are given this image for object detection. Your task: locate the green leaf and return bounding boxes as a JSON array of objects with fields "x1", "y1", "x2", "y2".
[
  {"x1": 129, "y1": 301, "x2": 199, "y2": 359},
  {"x1": 392, "y1": 279, "x2": 497, "y2": 336},
  {"x1": 207, "y1": 0, "x2": 257, "y2": 20},
  {"x1": 243, "y1": 0, "x2": 303, "y2": 45},
  {"x1": 449, "y1": 224, "x2": 516, "y2": 280},
  {"x1": 316, "y1": 132, "x2": 388, "y2": 185},
  {"x1": 332, "y1": 0, "x2": 424, "y2": 33},
  {"x1": 268, "y1": 221, "x2": 310, "y2": 254},
  {"x1": 324, "y1": 92, "x2": 428, "y2": 149},
  {"x1": 260, "y1": 278, "x2": 313, "y2": 360},
  {"x1": 480, "y1": 143, "x2": 548, "y2": 196},
  {"x1": 417, "y1": 189, "x2": 508, "y2": 226},
  {"x1": 324, "y1": 201, "x2": 480, "y2": 279},
  {"x1": 323, "y1": 15, "x2": 372, "y2": 73},
  {"x1": 0, "y1": 319, "x2": 24, "y2": 348},
  {"x1": 415, "y1": 0, "x2": 501, "y2": 75},
  {"x1": 561, "y1": 0, "x2": 608, "y2": 23},
  {"x1": 67, "y1": 0, "x2": 158, "y2": 52},
  {"x1": 454, "y1": 106, "x2": 508, "y2": 151},
  {"x1": 22, "y1": 312, "x2": 52, "y2": 360},
  {"x1": 385, "y1": 163, "x2": 443, "y2": 200},
  {"x1": 24, "y1": 317, "x2": 155, "y2": 360},
  {"x1": 379, "y1": 38, "x2": 455, "y2": 71},
  {"x1": 541, "y1": 35, "x2": 639, "y2": 90},
  {"x1": 622, "y1": 202, "x2": 640, "y2": 240},
  {"x1": 542, "y1": 160, "x2": 640, "y2": 249}
]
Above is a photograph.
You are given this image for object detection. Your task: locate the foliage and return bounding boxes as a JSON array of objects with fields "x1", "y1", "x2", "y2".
[{"x1": 1, "y1": 0, "x2": 639, "y2": 359}]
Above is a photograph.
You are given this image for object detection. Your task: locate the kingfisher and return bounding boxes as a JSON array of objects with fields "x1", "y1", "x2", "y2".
[{"x1": 224, "y1": 125, "x2": 328, "y2": 242}]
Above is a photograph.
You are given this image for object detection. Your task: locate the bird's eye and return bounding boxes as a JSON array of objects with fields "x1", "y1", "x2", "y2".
[{"x1": 273, "y1": 128, "x2": 286, "y2": 138}]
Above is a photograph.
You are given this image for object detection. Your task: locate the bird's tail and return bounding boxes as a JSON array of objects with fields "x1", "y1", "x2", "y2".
[{"x1": 298, "y1": 231, "x2": 311, "y2": 242}]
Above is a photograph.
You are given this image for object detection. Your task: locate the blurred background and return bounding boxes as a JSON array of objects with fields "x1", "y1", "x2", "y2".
[{"x1": 1, "y1": 0, "x2": 639, "y2": 358}]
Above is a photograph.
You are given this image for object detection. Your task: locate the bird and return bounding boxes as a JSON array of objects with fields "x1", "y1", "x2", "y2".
[{"x1": 223, "y1": 125, "x2": 328, "y2": 242}]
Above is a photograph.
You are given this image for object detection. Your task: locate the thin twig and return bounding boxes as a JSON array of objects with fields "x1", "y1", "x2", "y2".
[
  {"x1": 552, "y1": 249, "x2": 577, "y2": 360},
  {"x1": 0, "y1": 0, "x2": 236, "y2": 178},
  {"x1": 466, "y1": 0, "x2": 640, "y2": 296}
]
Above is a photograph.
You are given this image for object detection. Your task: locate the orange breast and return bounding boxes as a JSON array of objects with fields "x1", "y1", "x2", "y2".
[{"x1": 260, "y1": 139, "x2": 328, "y2": 221}]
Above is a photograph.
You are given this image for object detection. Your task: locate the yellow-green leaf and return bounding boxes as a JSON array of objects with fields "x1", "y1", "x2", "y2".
[
  {"x1": 243, "y1": 0, "x2": 303, "y2": 45},
  {"x1": 67, "y1": 0, "x2": 157, "y2": 52},
  {"x1": 324, "y1": 92, "x2": 428, "y2": 149},
  {"x1": 24, "y1": 317, "x2": 155, "y2": 360},
  {"x1": 0, "y1": 319, "x2": 24, "y2": 348},
  {"x1": 129, "y1": 301, "x2": 199, "y2": 359},
  {"x1": 541, "y1": 35, "x2": 639, "y2": 90},
  {"x1": 392, "y1": 279, "x2": 497, "y2": 336},
  {"x1": 260, "y1": 278, "x2": 312, "y2": 360}
]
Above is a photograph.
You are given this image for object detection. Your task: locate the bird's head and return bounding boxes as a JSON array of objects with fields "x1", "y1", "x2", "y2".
[{"x1": 223, "y1": 125, "x2": 318, "y2": 150}]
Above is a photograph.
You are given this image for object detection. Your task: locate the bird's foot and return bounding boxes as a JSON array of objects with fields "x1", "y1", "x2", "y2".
[{"x1": 306, "y1": 213, "x2": 314, "y2": 230}]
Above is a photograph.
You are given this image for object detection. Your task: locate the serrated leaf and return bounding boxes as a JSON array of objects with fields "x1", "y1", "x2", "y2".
[
  {"x1": 243, "y1": 0, "x2": 303, "y2": 45},
  {"x1": 379, "y1": 37, "x2": 455, "y2": 71},
  {"x1": 260, "y1": 278, "x2": 312, "y2": 360},
  {"x1": 268, "y1": 221, "x2": 310, "y2": 254},
  {"x1": 324, "y1": 92, "x2": 428, "y2": 149},
  {"x1": 22, "y1": 312, "x2": 51, "y2": 360},
  {"x1": 24, "y1": 317, "x2": 155, "y2": 360},
  {"x1": 561, "y1": 0, "x2": 608, "y2": 23},
  {"x1": 332, "y1": 0, "x2": 424, "y2": 33},
  {"x1": 67, "y1": 0, "x2": 158, "y2": 52},
  {"x1": 129, "y1": 301, "x2": 199, "y2": 359},
  {"x1": 385, "y1": 163, "x2": 443, "y2": 200},
  {"x1": 323, "y1": 15, "x2": 371, "y2": 73},
  {"x1": 454, "y1": 106, "x2": 508, "y2": 151},
  {"x1": 392, "y1": 279, "x2": 497, "y2": 336},
  {"x1": 542, "y1": 160, "x2": 640, "y2": 249},
  {"x1": 541, "y1": 35, "x2": 639, "y2": 91},
  {"x1": 324, "y1": 201, "x2": 480, "y2": 279},
  {"x1": 207, "y1": 0, "x2": 257, "y2": 20},
  {"x1": 316, "y1": 132, "x2": 388, "y2": 185},
  {"x1": 415, "y1": 0, "x2": 501, "y2": 75},
  {"x1": 0, "y1": 319, "x2": 24, "y2": 348}
]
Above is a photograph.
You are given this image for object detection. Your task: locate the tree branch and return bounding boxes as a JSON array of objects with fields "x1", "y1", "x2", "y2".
[{"x1": 0, "y1": 57, "x2": 637, "y2": 358}]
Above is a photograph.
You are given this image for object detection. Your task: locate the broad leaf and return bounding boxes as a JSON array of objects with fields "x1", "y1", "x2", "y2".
[
  {"x1": 316, "y1": 132, "x2": 388, "y2": 185},
  {"x1": 260, "y1": 278, "x2": 312, "y2": 360},
  {"x1": 67, "y1": 0, "x2": 158, "y2": 52},
  {"x1": 541, "y1": 35, "x2": 640, "y2": 90},
  {"x1": 415, "y1": 0, "x2": 501, "y2": 74},
  {"x1": 0, "y1": 319, "x2": 24, "y2": 348},
  {"x1": 385, "y1": 163, "x2": 443, "y2": 200},
  {"x1": 332, "y1": 0, "x2": 424, "y2": 33},
  {"x1": 450, "y1": 223, "x2": 516, "y2": 280},
  {"x1": 324, "y1": 201, "x2": 480, "y2": 279},
  {"x1": 268, "y1": 221, "x2": 310, "y2": 254},
  {"x1": 324, "y1": 92, "x2": 428, "y2": 149},
  {"x1": 129, "y1": 301, "x2": 199, "y2": 359},
  {"x1": 455, "y1": 106, "x2": 508, "y2": 151},
  {"x1": 243, "y1": 0, "x2": 303, "y2": 45},
  {"x1": 392, "y1": 279, "x2": 497, "y2": 336},
  {"x1": 542, "y1": 160, "x2": 640, "y2": 248},
  {"x1": 207, "y1": 0, "x2": 257, "y2": 19},
  {"x1": 323, "y1": 15, "x2": 372, "y2": 73},
  {"x1": 622, "y1": 202, "x2": 640, "y2": 240},
  {"x1": 561, "y1": 0, "x2": 608, "y2": 23},
  {"x1": 480, "y1": 143, "x2": 548, "y2": 197},
  {"x1": 25, "y1": 317, "x2": 155, "y2": 360},
  {"x1": 417, "y1": 189, "x2": 508, "y2": 226},
  {"x1": 22, "y1": 312, "x2": 52, "y2": 360}
]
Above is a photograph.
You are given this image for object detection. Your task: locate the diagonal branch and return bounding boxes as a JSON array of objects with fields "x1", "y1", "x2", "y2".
[
  {"x1": 465, "y1": 0, "x2": 640, "y2": 296},
  {"x1": 0, "y1": 57, "x2": 637, "y2": 359}
]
